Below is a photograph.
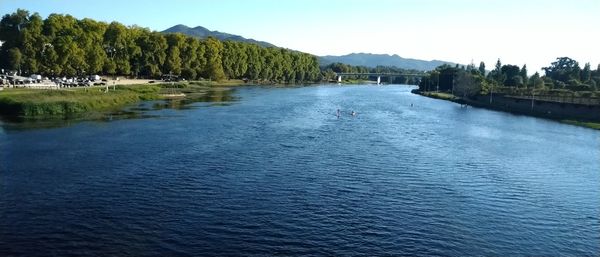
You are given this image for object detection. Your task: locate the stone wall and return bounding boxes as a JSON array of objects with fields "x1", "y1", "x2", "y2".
[{"x1": 466, "y1": 94, "x2": 600, "y2": 122}]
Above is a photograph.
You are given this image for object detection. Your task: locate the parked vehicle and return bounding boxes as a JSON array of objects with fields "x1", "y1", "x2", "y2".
[
  {"x1": 30, "y1": 74, "x2": 42, "y2": 83},
  {"x1": 89, "y1": 75, "x2": 101, "y2": 81}
]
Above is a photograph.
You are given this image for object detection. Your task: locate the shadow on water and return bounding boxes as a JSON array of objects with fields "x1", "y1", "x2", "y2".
[{"x1": 0, "y1": 86, "x2": 238, "y2": 131}]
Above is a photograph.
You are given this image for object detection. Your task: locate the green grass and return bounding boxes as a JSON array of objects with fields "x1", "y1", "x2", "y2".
[
  {"x1": 0, "y1": 81, "x2": 240, "y2": 118},
  {"x1": 0, "y1": 84, "x2": 162, "y2": 117},
  {"x1": 422, "y1": 92, "x2": 457, "y2": 101},
  {"x1": 561, "y1": 120, "x2": 600, "y2": 130}
]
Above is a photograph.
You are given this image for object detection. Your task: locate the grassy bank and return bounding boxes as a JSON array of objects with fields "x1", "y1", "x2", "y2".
[
  {"x1": 419, "y1": 91, "x2": 457, "y2": 101},
  {"x1": 561, "y1": 120, "x2": 600, "y2": 130},
  {"x1": 0, "y1": 84, "x2": 162, "y2": 117},
  {"x1": 0, "y1": 80, "x2": 245, "y2": 118}
]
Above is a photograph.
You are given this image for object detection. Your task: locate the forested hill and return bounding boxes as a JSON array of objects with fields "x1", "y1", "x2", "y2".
[
  {"x1": 320, "y1": 53, "x2": 458, "y2": 71},
  {"x1": 0, "y1": 10, "x2": 320, "y2": 83},
  {"x1": 162, "y1": 25, "x2": 275, "y2": 48}
]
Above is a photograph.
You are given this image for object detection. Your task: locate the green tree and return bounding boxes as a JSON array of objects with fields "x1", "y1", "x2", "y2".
[
  {"x1": 44, "y1": 14, "x2": 86, "y2": 76},
  {"x1": 581, "y1": 63, "x2": 591, "y2": 82},
  {"x1": 0, "y1": 9, "x2": 30, "y2": 44},
  {"x1": 78, "y1": 18, "x2": 107, "y2": 74},
  {"x1": 164, "y1": 33, "x2": 185, "y2": 75},
  {"x1": 0, "y1": 9, "x2": 31, "y2": 68},
  {"x1": 8, "y1": 47, "x2": 22, "y2": 71},
  {"x1": 137, "y1": 31, "x2": 167, "y2": 77},
  {"x1": 529, "y1": 72, "x2": 544, "y2": 89},
  {"x1": 19, "y1": 13, "x2": 44, "y2": 74},
  {"x1": 203, "y1": 37, "x2": 225, "y2": 81},
  {"x1": 104, "y1": 21, "x2": 131, "y2": 75},
  {"x1": 260, "y1": 48, "x2": 274, "y2": 81},
  {"x1": 165, "y1": 46, "x2": 182, "y2": 75},
  {"x1": 520, "y1": 64, "x2": 528, "y2": 87},
  {"x1": 478, "y1": 61, "x2": 485, "y2": 75},
  {"x1": 194, "y1": 41, "x2": 207, "y2": 78},
  {"x1": 453, "y1": 71, "x2": 482, "y2": 98},
  {"x1": 542, "y1": 57, "x2": 580, "y2": 83},
  {"x1": 235, "y1": 43, "x2": 249, "y2": 78},
  {"x1": 0, "y1": 9, "x2": 321, "y2": 83},
  {"x1": 181, "y1": 37, "x2": 200, "y2": 78},
  {"x1": 245, "y1": 44, "x2": 263, "y2": 80},
  {"x1": 511, "y1": 75, "x2": 524, "y2": 87},
  {"x1": 501, "y1": 64, "x2": 520, "y2": 87},
  {"x1": 489, "y1": 59, "x2": 505, "y2": 85}
]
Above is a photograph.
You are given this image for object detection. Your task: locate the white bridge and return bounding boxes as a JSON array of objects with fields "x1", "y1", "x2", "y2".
[{"x1": 335, "y1": 72, "x2": 425, "y2": 85}]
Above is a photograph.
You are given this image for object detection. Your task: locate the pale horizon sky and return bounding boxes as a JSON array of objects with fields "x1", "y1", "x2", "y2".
[{"x1": 1, "y1": 0, "x2": 599, "y2": 73}]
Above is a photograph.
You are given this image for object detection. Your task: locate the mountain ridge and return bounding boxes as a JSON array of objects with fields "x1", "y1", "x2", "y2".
[
  {"x1": 319, "y1": 53, "x2": 458, "y2": 71},
  {"x1": 162, "y1": 24, "x2": 276, "y2": 48}
]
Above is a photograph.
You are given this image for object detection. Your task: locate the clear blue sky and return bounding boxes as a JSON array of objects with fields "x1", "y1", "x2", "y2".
[{"x1": 2, "y1": 0, "x2": 599, "y2": 72}]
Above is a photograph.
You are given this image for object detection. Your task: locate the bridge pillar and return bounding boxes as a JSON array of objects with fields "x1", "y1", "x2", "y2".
[
  {"x1": 337, "y1": 75, "x2": 342, "y2": 83},
  {"x1": 377, "y1": 76, "x2": 381, "y2": 85}
]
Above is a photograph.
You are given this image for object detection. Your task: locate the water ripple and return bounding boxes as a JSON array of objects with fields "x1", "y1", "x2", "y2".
[{"x1": 1, "y1": 85, "x2": 599, "y2": 256}]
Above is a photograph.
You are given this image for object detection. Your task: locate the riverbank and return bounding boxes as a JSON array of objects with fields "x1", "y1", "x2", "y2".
[
  {"x1": 0, "y1": 84, "x2": 162, "y2": 117},
  {"x1": 0, "y1": 80, "x2": 245, "y2": 119},
  {"x1": 413, "y1": 90, "x2": 600, "y2": 130}
]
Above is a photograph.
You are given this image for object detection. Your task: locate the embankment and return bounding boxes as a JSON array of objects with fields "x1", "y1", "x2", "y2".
[
  {"x1": 465, "y1": 94, "x2": 600, "y2": 122},
  {"x1": 414, "y1": 90, "x2": 600, "y2": 129}
]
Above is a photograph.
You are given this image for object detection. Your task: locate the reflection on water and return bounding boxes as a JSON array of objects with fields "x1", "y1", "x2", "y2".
[{"x1": 0, "y1": 86, "x2": 238, "y2": 131}]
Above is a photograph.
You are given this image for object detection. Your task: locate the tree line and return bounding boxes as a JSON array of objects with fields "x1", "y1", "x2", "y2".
[
  {"x1": 419, "y1": 57, "x2": 600, "y2": 97},
  {"x1": 0, "y1": 10, "x2": 321, "y2": 82}
]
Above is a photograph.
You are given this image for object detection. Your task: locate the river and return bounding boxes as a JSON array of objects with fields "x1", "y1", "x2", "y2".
[{"x1": 1, "y1": 85, "x2": 599, "y2": 256}]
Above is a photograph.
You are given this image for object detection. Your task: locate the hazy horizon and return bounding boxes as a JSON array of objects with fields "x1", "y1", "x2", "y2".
[{"x1": 2, "y1": 0, "x2": 599, "y2": 73}]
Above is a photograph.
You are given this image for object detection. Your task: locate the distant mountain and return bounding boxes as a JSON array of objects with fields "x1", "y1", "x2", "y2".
[
  {"x1": 319, "y1": 53, "x2": 458, "y2": 71},
  {"x1": 162, "y1": 24, "x2": 276, "y2": 48}
]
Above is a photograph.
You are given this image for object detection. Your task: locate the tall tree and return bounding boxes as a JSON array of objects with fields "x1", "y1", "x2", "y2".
[
  {"x1": 19, "y1": 13, "x2": 45, "y2": 74},
  {"x1": 221, "y1": 41, "x2": 237, "y2": 79},
  {"x1": 164, "y1": 33, "x2": 185, "y2": 75},
  {"x1": 203, "y1": 37, "x2": 225, "y2": 81},
  {"x1": 136, "y1": 31, "x2": 167, "y2": 77},
  {"x1": 478, "y1": 61, "x2": 485, "y2": 75},
  {"x1": 0, "y1": 9, "x2": 31, "y2": 68},
  {"x1": 581, "y1": 63, "x2": 591, "y2": 82},
  {"x1": 501, "y1": 64, "x2": 520, "y2": 87},
  {"x1": 8, "y1": 47, "x2": 22, "y2": 71},
  {"x1": 245, "y1": 44, "x2": 262, "y2": 80},
  {"x1": 529, "y1": 72, "x2": 544, "y2": 89},
  {"x1": 104, "y1": 21, "x2": 132, "y2": 75},
  {"x1": 492, "y1": 59, "x2": 505, "y2": 85},
  {"x1": 520, "y1": 64, "x2": 528, "y2": 87},
  {"x1": 78, "y1": 18, "x2": 107, "y2": 74},
  {"x1": 231, "y1": 42, "x2": 248, "y2": 78},
  {"x1": 165, "y1": 46, "x2": 182, "y2": 75}
]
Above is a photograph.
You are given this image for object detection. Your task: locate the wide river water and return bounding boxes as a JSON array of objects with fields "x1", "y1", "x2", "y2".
[{"x1": 1, "y1": 85, "x2": 599, "y2": 256}]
